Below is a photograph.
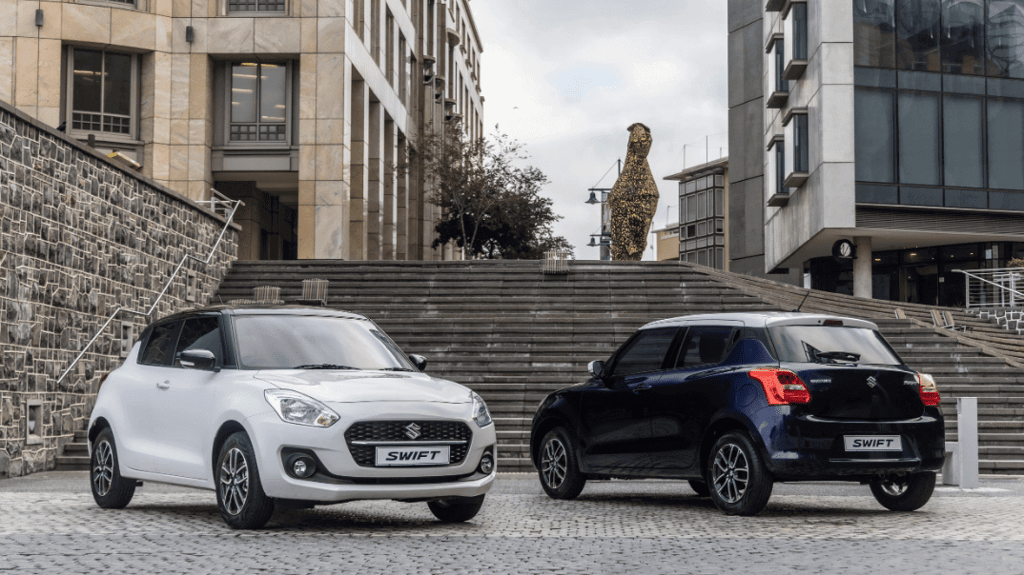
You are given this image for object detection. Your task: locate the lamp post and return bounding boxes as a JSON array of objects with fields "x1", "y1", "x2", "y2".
[{"x1": 585, "y1": 160, "x2": 621, "y2": 261}]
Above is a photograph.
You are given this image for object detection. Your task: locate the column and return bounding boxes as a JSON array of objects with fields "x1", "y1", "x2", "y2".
[
  {"x1": 396, "y1": 135, "x2": 409, "y2": 260},
  {"x1": 349, "y1": 78, "x2": 370, "y2": 260},
  {"x1": 382, "y1": 118, "x2": 396, "y2": 260},
  {"x1": 367, "y1": 100, "x2": 384, "y2": 259},
  {"x1": 854, "y1": 236, "x2": 873, "y2": 299}
]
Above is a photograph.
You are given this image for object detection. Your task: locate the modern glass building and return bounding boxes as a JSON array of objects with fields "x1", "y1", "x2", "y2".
[{"x1": 728, "y1": 0, "x2": 1024, "y2": 306}]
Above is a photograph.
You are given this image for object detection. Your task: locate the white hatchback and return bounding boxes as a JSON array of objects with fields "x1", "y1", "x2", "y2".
[{"x1": 87, "y1": 306, "x2": 496, "y2": 529}]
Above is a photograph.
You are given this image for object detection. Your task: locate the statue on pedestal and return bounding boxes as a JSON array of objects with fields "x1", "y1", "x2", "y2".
[{"x1": 608, "y1": 123, "x2": 659, "y2": 261}]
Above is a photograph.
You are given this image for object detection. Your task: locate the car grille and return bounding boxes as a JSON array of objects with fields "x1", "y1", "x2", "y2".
[{"x1": 344, "y1": 420, "x2": 473, "y2": 467}]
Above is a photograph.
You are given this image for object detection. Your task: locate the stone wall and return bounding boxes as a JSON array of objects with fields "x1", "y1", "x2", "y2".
[{"x1": 0, "y1": 100, "x2": 238, "y2": 478}]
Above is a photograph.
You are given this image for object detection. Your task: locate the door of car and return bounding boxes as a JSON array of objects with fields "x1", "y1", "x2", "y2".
[
  {"x1": 149, "y1": 315, "x2": 225, "y2": 480},
  {"x1": 578, "y1": 327, "x2": 680, "y2": 474},
  {"x1": 645, "y1": 324, "x2": 739, "y2": 475}
]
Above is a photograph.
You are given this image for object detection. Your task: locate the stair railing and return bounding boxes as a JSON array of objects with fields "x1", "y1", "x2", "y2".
[
  {"x1": 56, "y1": 190, "x2": 243, "y2": 385},
  {"x1": 955, "y1": 268, "x2": 1024, "y2": 310}
]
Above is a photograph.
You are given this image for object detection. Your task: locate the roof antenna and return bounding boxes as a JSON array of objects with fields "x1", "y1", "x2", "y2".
[{"x1": 792, "y1": 291, "x2": 811, "y2": 313}]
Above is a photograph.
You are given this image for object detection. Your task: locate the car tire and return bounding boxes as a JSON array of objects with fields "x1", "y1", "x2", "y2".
[
  {"x1": 706, "y1": 431, "x2": 773, "y2": 516},
  {"x1": 90, "y1": 428, "x2": 136, "y2": 509},
  {"x1": 537, "y1": 427, "x2": 586, "y2": 500},
  {"x1": 688, "y1": 479, "x2": 711, "y2": 497},
  {"x1": 869, "y1": 472, "x2": 936, "y2": 512},
  {"x1": 427, "y1": 494, "x2": 486, "y2": 523},
  {"x1": 216, "y1": 431, "x2": 275, "y2": 529}
]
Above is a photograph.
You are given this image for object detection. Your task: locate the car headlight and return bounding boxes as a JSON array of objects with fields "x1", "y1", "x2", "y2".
[
  {"x1": 264, "y1": 389, "x2": 340, "y2": 428},
  {"x1": 471, "y1": 392, "x2": 492, "y2": 427}
]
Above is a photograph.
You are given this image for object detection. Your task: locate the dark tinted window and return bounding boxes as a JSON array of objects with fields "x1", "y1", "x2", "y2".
[
  {"x1": 675, "y1": 326, "x2": 735, "y2": 369},
  {"x1": 768, "y1": 325, "x2": 902, "y2": 366},
  {"x1": 139, "y1": 322, "x2": 179, "y2": 366},
  {"x1": 611, "y1": 328, "x2": 678, "y2": 377},
  {"x1": 174, "y1": 317, "x2": 223, "y2": 366}
]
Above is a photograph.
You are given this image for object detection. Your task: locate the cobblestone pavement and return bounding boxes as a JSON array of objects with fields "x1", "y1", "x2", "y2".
[{"x1": 2, "y1": 473, "x2": 1023, "y2": 574}]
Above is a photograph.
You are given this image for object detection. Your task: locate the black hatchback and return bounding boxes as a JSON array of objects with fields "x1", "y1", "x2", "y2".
[{"x1": 530, "y1": 313, "x2": 945, "y2": 515}]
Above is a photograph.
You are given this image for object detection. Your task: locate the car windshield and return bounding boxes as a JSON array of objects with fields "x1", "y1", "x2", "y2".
[
  {"x1": 768, "y1": 325, "x2": 902, "y2": 366},
  {"x1": 233, "y1": 315, "x2": 417, "y2": 371}
]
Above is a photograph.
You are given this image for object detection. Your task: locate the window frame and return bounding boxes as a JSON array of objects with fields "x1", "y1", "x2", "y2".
[
  {"x1": 783, "y1": 0, "x2": 809, "y2": 80},
  {"x1": 783, "y1": 109, "x2": 810, "y2": 188},
  {"x1": 226, "y1": 0, "x2": 288, "y2": 15},
  {"x1": 65, "y1": 47, "x2": 140, "y2": 144},
  {"x1": 223, "y1": 61, "x2": 293, "y2": 149}
]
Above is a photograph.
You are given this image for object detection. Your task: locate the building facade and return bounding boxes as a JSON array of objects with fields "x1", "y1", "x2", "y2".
[
  {"x1": 665, "y1": 157, "x2": 730, "y2": 269},
  {"x1": 729, "y1": 0, "x2": 1024, "y2": 306},
  {"x1": 0, "y1": 0, "x2": 483, "y2": 261}
]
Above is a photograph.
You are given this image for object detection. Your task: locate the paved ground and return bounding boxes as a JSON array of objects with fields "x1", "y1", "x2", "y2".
[{"x1": 2, "y1": 472, "x2": 1023, "y2": 574}]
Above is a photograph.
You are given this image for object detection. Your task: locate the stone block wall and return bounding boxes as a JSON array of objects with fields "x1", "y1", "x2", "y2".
[{"x1": 0, "y1": 100, "x2": 238, "y2": 478}]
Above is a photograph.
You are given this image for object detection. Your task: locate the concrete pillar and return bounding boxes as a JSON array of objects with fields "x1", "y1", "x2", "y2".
[
  {"x1": 396, "y1": 134, "x2": 409, "y2": 260},
  {"x1": 367, "y1": 100, "x2": 384, "y2": 259},
  {"x1": 406, "y1": 148, "x2": 423, "y2": 260},
  {"x1": 383, "y1": 119, "x2": 397, "y2": 260},
  {"x1": 349, "y1": 78, "x2": 370, "y2": 260},
  {"x1": 854, "y1": 236, "x2": 873, "y2": 299},
  {"x1": 217, "y1": 182, "x2": 261, "y2": 261}
]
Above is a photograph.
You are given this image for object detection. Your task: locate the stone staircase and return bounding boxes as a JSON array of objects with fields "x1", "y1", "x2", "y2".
[
  {"x1": 203, "y1": 260, "x2": 1024, "y2": 475},
  {"x1": 55, "y1": 430, "x2": 89, "y2": 471}
]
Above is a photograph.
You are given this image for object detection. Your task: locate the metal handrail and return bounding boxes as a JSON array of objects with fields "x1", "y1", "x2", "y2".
[
  {"x1": 954, "y1": 268, "x2": 1024, "y2": 310},
  {"x1": 56, "y1": 191, "x2": 243, "y2": 385}
]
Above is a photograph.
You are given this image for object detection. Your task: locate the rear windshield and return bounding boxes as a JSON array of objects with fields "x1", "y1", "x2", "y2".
[{"x1": 767, "y1": 325, "x2": 902, "y2": 366}]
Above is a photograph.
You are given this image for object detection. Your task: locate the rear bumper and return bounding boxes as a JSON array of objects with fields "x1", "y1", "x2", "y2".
[{"x1": 756, "y1": 407, "x2": 945, "y2": 481}]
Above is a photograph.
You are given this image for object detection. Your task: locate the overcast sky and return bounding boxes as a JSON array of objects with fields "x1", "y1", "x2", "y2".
[{"x1": 471, "y1": 0, "x2": 729, "y2": 260}]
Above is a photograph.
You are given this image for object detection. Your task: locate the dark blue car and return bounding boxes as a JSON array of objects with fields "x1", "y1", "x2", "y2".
[{"x1": 529, "y1": 313, "x2": 945, "y2": 515}]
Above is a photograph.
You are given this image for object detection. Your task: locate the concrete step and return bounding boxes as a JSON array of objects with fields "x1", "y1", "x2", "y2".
[{"x1": 55, "y1": 455, "x2": 89, "y2": 471}]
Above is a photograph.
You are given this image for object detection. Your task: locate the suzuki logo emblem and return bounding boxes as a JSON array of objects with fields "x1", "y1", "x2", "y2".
[
  {"x1": 404, "y1": 422, "x2": 421, "y2": 440},
  {"x1": 866, "y1": 376, "x2": 878, "y2": 389}
]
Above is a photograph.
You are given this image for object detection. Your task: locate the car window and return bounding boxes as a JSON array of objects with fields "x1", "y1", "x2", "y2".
[
  {"x1": 174, "y1": 317, "x2": 223, "y2": 367},
  {"x1": 768, "y1": 325, "x2": 902, "y2": 366},
  {"x1": 139, "y1": 321, "x2": 180, "y2": 366},
  {"x1": 675, "y1": 326, "x2": 735, "y2": 369},
  {"x1": 610, "y1": 327, "x2": 679, "y2": 377}
]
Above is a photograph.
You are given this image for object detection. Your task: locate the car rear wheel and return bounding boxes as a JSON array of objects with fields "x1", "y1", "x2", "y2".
[
  {"x1": 707, "y1": 431, "x2": 773, "y2": 516},
  {"x1": 90, "y1": 428, "x2": 136, "y2": 509},
  {"x1": 688, "y1": 479, "x2": 711, "y2": 497},
  {"x1": 216, "y1": 431, "x2": 275, "y2": 529},
  {"x1": 870, "y1": 472, "x2": 936, "y2": 512},
  {"x1": 538, "y1": 427, "x2": 586, "y2": 500},
  {"x1": 427, "y1": 494, "x2": 486, "y2": 523}
]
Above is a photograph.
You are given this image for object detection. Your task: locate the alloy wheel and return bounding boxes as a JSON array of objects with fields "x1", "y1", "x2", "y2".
[
  {"x1": 879, "y1": 478, "x2": 909, "y2": 497},
  {"x1": 541, "y1": 438, "x2": 568, "y2": 490},
  {"x1": 712, "y1": 443, "x2": 750, "y2": 504},
  {"x1": 92, "y1": 440, "x2": 114, "y2": 497},
  {"x1": 219, "y1": 447, "x2": 250, "y2": 515}
]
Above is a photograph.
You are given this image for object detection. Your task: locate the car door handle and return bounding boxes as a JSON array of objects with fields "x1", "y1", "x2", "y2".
[
  {"x1": 156, "y1": 380, "x2": 171, "y2": 390},
  {"x1": 629, "y1": 383, "x2": 652, "y2": 394}
]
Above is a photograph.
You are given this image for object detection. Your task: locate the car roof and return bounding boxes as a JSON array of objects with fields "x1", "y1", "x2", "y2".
[
  {"x1": 640, "y1": 312, "x2": 879, "y2": 331},
  {"x1": 151, "y1": 304, "x2": 369, "y2": 325}
]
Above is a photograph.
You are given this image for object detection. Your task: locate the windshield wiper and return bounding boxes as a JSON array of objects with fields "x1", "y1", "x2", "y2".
[
  {"x1": 378, "y1": 367, "x2": 417, "y2": 372},
  {"x1": 292, "y1": 364, "x2": 360, "y2": 370},
  {"x1": 815, "y1": 351, "x2": 861, "y2": 362}
]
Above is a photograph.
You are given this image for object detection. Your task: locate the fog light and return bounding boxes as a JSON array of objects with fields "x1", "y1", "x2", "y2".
[
  {"x1": 287, "y1": 455, "x2": 316, "y2": 478},
  {"x1": 479, "y1": 452, "x2": 494, "y2": 475},
  {"x1": 293, "y1": 459, "x2": 308, "y2": 476}
]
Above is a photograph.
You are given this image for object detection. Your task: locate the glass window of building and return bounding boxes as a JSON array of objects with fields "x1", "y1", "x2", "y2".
[
  {"x1": 677, "y1": 168, "x2": 726, "y2": 268},
  {"x1": 943, "y1": 93, "x2": 985, "y2": 187},
  {"x1": 855, "y1": 88, "x2": 896, "y2": 182},
  {"x1": 987, "y1": 0, "x2": 1024, "y2": 78},
  {"x1": 988, "y1": 98, "x2": 1024, "y2": 189},
  {"x1": 941, "y1": 0, "x2": 985, "y2": 75},
  {"x1": 896, "y1": 0, "x2": 941, "y2": 71},
  {"x1": 855, "y1": 0, "x2": 897, "y2": 68},
  {"x1": 229, "y1": 63, "x2": 289, "y2": 144},
  {"x1": 228, "y1": 0, "x2": 285, "y2": 11},
  {"x1": 784, "y1": 112, "x2": 809, "y2": 185},
  {"x1": 784, "y1": 2, "x2": 809, "y2": 79},
  {"x1": 67, "y1": 49, "x2": 137, "y2": 139},
  {"x1": 898, "y1": 91, "x2": 941, "y2": 184},
  {"x1": 767, "y1": 35, "x2": 789, "y2": 108}
]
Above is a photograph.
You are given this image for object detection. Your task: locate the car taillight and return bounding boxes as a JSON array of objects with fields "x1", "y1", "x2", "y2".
[
  {"x1": 748, "y1": 369, "x2": 811, "y2": 405},
  {"x1": 917, "y1": 373, "x2": 941, "y2": 406}
]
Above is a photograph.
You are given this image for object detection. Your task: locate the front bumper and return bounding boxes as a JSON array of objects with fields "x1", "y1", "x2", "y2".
[
  {"x1": 247, "y1": 401, "x2": 497, "y2": 502},
  {"x1": 755, "y1": 406, "x2": 946, "y2": 480}
]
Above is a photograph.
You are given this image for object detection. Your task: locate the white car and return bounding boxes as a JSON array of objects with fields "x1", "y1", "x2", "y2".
[{"x1": 87, "y1": 306, "x2": 496, "y2": 529}]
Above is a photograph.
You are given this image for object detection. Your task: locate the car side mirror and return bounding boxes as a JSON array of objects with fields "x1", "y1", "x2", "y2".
[
  {"x1": 409, "y1": 354, "x2": 428, "y2": 372},
  {"x1": 180, "y1": 349, "x2": 218, "y2": 372},
  {"x1": 588, "y1": 360, "x2": 605, "y2": 379}
]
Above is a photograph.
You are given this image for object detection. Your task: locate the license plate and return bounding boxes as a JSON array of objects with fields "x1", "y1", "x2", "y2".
[
  {"x1": 844, "y1": 436, "x2": 902, "y2": 452},
  {"x1": 375, "y1": 445, "x2": 451, "y2": 466}
]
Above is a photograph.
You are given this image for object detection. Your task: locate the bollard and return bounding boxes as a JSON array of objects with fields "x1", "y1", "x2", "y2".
[{"x1": 957, "y1": 397, "x2": 980, "y2": 489}]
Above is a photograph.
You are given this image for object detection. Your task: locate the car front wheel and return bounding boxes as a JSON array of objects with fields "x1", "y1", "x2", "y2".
[
  {"x1": 90, "y1": 428, "x2": 136, "y2": 509},
  {"x1": 216, "y1": 431, "x2": 275, "y2": 529},
  {"x1": 707, "y1": 431, "x2": 773, "y2": 516},
  {"x1": 537, "y1": 427, "x2": 586, "y2": 500},
  {"x1": 428, "y1": 494, "x2": 486, "y2": 522},
  {"x1": 870, "y1": 472, "x2": 936, "y2": 512}
]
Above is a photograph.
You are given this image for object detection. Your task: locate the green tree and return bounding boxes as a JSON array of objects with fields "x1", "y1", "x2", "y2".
[{"x1": 419, "y1": 124, "x2": 573, "y2": 259}]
